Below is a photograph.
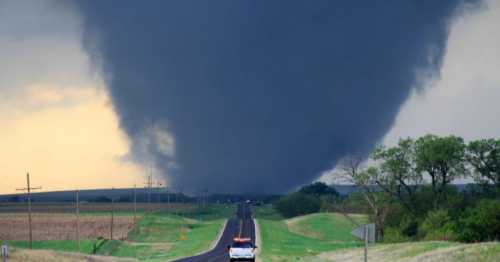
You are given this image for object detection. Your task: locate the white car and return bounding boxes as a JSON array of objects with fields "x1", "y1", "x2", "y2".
[{"x1": 228, "y1": 238, "x2": 256, "y2": 262}]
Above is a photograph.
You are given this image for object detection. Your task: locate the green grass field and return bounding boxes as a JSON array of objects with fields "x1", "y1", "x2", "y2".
[
  {"x1": 7, "y1": 240, "x2": 96, "y2": 254},
  {"x1": 7, "y1": 204, "x2": 234, "y2": 262},
  {"x1": 255, "y1": 206, "x2": 365, "y2": 261},
  {"x1": 97, "y1": 214, "x2": 225, "y2": 261},
  {"x1": 254, "y1": 206, "x2": 500, "y2": 262},
  {"x1": 287, "y1": 213, "x2": 367, "y2": 242}
]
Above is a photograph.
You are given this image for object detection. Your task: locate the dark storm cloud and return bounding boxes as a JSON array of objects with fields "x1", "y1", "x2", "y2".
[{"x1": 75, "y1": 0, "x2": 476, "y2": 193}]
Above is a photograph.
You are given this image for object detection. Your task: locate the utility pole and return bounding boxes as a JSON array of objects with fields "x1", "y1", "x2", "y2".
[
  {"x1": 149, "y1": 162, "x2": 153, "y2": 213},
  {"x1": 110, "y1": 188, "x2": 114, "y2": 240},
  {"x1": 177, "y1": 186, "x2": 184, "y2": 205},
  {"x1": 144, "y1": 176, "x2": 151, "y2": 214},
  {"x1": 204, "y1": 189, "x2": 208, "y2": 208},
  {"x1": 157, "y1": 181, "x2": 162, "y2": 204},
  {"x1": 75, "y1": 190, "x2": 80, "y2": 252},
  {"x1": 144, "y1": 168, "x2": 153, "y2": 214},
  {"x1": 16, "y1": 173, "x2": 41, "y2": 249},
  {"x1": 166, "y1": 186, "x2": 170, "y2": 205},
  {"x1": 148, "y1": 175, "x2": 152, "y2": 213},
  {"x1": 174, "y1": 187, "x2": 177, "y2": 203},
  {"x1": 133, "y1": 185, "x2": 137, "y2": 225}
]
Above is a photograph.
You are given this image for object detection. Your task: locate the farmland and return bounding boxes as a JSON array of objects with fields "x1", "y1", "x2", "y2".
[
  {"x1": 0, "y1": 213, "x2": 135, "y2": 241},
  {"x1": 0, "y1": 202, "x2": 234, "y2": 261},
  {"x1": 0, "y1": 202, "x2": 196, "y2": 213}
]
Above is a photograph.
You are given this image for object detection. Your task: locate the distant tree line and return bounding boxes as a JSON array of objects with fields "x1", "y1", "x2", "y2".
[
  {"x1": 336, "y1": 135, "x2": 500, "y2": 243},
  {"x1": 275, "y1": 182, "x2": 340, "y2": 218}
]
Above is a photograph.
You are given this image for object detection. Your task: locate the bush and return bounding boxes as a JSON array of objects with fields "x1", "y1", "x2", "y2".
[
  {"x1": 383, "y1": 227, "x2": 410, "y2": 243},
  {"x1": 399, "y1": 215, "x2": 419, "y2": 237},
  {"x1": 384, "y1": 203, "x2": 406, "y2": 228},
  {"x1": 455, "y1": 199, "x2": 500, "y2": 242},
  {"x1": 275, "y1": 192, "x2": 321, "y2": 218},
  {"x1": 419, "y1": 209, "x2": 455, "y2": 241}
]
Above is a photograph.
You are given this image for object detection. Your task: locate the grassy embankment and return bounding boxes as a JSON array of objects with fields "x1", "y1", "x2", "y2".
[
  {"x1": 5, "y1": 204, "x2": 234, "y2": 261},
  {"x1": 254, "y1": 205, "x2": 500, "y2": 262},
  {"x1": 254, "y1": 205, "x2": 367, "y2": 261}
]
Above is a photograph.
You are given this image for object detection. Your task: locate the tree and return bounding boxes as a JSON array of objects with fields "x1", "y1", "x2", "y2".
[
  {"x1": 336, "y1": 156, "x2": 390, "y2": 241},
  {"x1": 275, "y1": 192, "x2": 321, "y2": 218},
  {"x1": 299, "y1": 182, "x2": 340, "y2": 198},
  {"x1": 414, "y1": 135, "x2": 466, "y2": 207},
  {"x1": 466, "y1": 139, "x2": 500, "y2": 189},
  {"x1": 371, "y1": 138, "x2": 422, "y2": 213}
]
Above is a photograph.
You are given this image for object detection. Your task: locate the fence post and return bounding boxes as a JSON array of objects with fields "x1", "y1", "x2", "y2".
[{"x1": 1, "y1": 242, "x2": 8, "y2": 262}]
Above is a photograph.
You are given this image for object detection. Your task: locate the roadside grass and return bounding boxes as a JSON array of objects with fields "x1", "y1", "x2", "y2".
[
  {"x1": 317, "y1": 241, "x2": 500, "y2": 262},
  {"x1": 5, "y1": 247, "x2": 137, "y2": 262},
  {"x1": 165, "y1": 203, "x2": 235, "y2": 221},
  {"x1": 97, "y1": 214, "x2": 226, "y2": 261},
  {"x1": 128, "y1": 215, "x2": 190, "y2": 243},
  {"x1": 255, "y1": 207, "x2": 364, "y2": 261},
  {"x1": 6, "y1": 240, "x2": 96, "y2": 254},
  {"x1": 259, "y1": 219, "x2": 361, "y2": 260},
  {"x1": 157, "y1": 218, "x2": 225, "y2": 260},
  {"x1": 399, "y1": 241, "x2": 455, "y2": 258},
  {"x1": 453, "y1": 243, "x2": 500, "y2": 262},
  {"x1": 288, "y1": 213, "x2": 368, "y2": 242},
  {"x1": 252, "y1": 205, "x2": 284, "y2": 220}
]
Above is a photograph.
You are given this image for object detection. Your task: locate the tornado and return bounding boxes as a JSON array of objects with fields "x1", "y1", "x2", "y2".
[{"x1": 75, "y1": 0, "x2": 479, "y2": 193}]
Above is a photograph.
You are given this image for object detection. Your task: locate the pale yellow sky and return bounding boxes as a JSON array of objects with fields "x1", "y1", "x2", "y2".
[
  {"x1": 0, "y1": 0, "x2": 153, "y2": 194},
  {"x1": 0, "y1": 85, "x2": 146, "y2": 194}
]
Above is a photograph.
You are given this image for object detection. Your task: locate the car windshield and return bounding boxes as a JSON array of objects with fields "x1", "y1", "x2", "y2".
[{"x1": 232, "y1": 242, "x2": 253, "y2": 248}]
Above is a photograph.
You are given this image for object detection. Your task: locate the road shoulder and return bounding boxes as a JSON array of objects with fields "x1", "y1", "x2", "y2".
[{"x1": 254, "y1": 218, "x2": 263, "y2": 262}]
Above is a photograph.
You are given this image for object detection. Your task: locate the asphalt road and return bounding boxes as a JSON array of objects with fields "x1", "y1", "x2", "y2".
[{"x1": 172, "y1": 203, "x2": 256, "y2": 262}]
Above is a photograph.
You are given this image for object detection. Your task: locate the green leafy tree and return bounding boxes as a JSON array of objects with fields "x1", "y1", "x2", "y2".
[
  {"x1": 371, "y1": 138, "x2": 422, "y2": 213},
  {"x1": 466, "y1": 139, "x2": 500, "y2": 188},
  {"x1": 299, "y1": 182, "x2": 340, "y2": 197},
  {"x1": 337, "y1": 156, "x2": 390, "y2": 241},
  {"x1": 298, "y1": 182, "x2": 340, "y2": 212},
  {"x1": 418, "y1": 209, "x2": 455, "y2": 240},
  {"x1": 455, "y1": 200, "x2": 500, "y2": 242},
  {"x1": 275, "y1": 192, "x2": 321, "y2": 218},
  {"x1": 414, "y1": 135, "x2": 466, "y2": 207}
]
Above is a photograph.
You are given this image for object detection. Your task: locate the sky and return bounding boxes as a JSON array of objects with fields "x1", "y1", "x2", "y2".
[
  {"x1": 320, "y1": 0, "x2": 500, "y2": 183},
  {"x1": 1, "y1": 0, "x2": 499, "y2": 194},
  {"x1": 0, "y1": 1, "x2": 145, "y2": 193},
  {"x1": 383, "y1": 0, "x2": 500, "y2": 144}
]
